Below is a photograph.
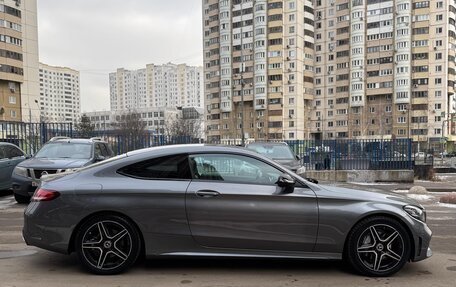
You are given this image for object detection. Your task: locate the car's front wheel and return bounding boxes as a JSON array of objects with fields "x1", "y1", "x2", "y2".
[
  {"x1": 14, "y1": 193, "x2": 30, "y2": 204},
  {"x1": 346, "y1": 216, "x2": 411, "y2": 277},
  {"x1": 75, "y1": 214, "x2": 141, "y2": 275}
]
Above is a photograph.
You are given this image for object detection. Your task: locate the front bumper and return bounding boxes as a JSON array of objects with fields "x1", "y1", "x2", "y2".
[
  {"x1": 12, "y1": 174, "x2": 37, "y2": 197},
  {"x1": 411, "y1": 221, "x2": 433, "y2": 262}
]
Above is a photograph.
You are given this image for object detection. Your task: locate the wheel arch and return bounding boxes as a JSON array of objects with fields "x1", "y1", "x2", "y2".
[
  {"x1": 342, "y1": 212, "x2": 416, "y2": 261},
  {"x1": 68, "y1": 210, "x2": 145, "y2": 256}
]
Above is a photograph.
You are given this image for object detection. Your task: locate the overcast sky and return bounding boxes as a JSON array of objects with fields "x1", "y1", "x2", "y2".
[{"x1": 37, "y1": 0, "x2": 203, "y2": 112}]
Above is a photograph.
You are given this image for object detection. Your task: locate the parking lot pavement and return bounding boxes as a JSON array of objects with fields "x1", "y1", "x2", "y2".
[{"x1": 1, "y1": 193, "x2": 455, "y2": 287}]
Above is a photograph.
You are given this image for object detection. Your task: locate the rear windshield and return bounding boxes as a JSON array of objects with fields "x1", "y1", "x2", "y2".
[
  {"x1": 247, "y1": 144, "x2": 295, "y2": 160},
  {"x1": 35, "y1": 142, "x2": 92, "y2": 159}
]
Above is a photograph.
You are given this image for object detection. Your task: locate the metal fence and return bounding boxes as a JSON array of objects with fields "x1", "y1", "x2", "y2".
[
  {"x1": 0, "y1": 122, "x2": 73, "y2": 155},
  {"x1": 0, "y1": 121, "x2": 200, "y2": 155},
  {"x1": 1, "y1": 122, "x2": 413, "y2": 170},
  {"x1": 285, "y1": 139, "x2": 413, "y2": 170}
]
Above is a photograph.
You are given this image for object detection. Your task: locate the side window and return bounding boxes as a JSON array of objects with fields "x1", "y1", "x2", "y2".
[
  {"x1": 94, "y1": 144, "x2": 103, "y2": 158},
  {"x1": 189, "y1": 154, "x2": 282, "y2": 185},
  {"x1": 4, "y1": 146, "x2": 23, "y2": 158},
  {"x1": 118, "y1": 154, "x2": 191, "y2": 180},
  {"x1": 99, "y1": 144, "x2": 109, "y2": 157},
  {"x1": 104, "y1": 144, "x2": 114, "y2": 157},
  {"x1": 0, "y1": 147, "x2": 5, "y2": 160}
]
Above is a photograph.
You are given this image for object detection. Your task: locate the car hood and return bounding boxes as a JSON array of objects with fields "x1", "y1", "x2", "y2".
[
  {"x1": 17, "y1": 157, "x2": 91, "y2": 169},
  {"x1": 315, "y1": 184, "x2": 421, "y2": 207}
]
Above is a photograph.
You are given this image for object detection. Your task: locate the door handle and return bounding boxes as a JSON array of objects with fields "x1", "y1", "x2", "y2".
[{"x1": 195, "y1": 190, "x2": 220, "y2": 197}]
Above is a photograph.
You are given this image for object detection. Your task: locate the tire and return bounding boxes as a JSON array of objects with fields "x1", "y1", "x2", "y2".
[
  {"x1": 345, "y1": 216, "x2": 411, "y2": 277},
  {"x1": 75, "y1": 214, "x2": 141, "y2": 275},
  {"x1": 14, "y1": 193, "x2": 30, "y2": 204}
]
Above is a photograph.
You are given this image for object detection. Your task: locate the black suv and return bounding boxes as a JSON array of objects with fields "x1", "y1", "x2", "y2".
[{"x1": 12, "y1": 137, "x2": 113, "y2": 203}]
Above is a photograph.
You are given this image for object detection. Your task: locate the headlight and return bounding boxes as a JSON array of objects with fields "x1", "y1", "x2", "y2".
[
  {"x1": 404, "y1": 205, "x2": 426, "y2": 222},
  {"x1": 296, "y1": 166, "x2": 306, "y2": 175},
  {"x1": 13, "y1": 166, "x2": 29, "y2": 178}
]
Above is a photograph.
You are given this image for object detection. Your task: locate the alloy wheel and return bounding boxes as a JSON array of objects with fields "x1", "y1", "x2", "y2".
[
  {"x1": 356, "y1": 224, "x2": 405, "y2": 273},
  {"x1": 81, "y1": 220, "x2": 132, "y2": 271}
]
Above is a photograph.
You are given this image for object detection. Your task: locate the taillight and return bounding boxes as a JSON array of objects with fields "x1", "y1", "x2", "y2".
[{"x1": 32, "y1": 188, "x2": 60, "y2": 202}]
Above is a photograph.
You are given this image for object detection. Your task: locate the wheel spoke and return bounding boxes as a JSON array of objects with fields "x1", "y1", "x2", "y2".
[
  {"x1": 82, "y1": 241, "x2": 101, "y2": 250},
  {"x1": 96, "y1": 249, "x2": 109, "y2": 269},
  {"x1": 374, "y1": 253, "x2": 385, "y2": 271},
  {"x1": 385, "y1": 248, "x2": 402, "y2": 262},
  {"x1": 384, "y1": 231, "x2": 399, "y2": 245},
  {"x1": 357, "y1": 244, "x2": 375, "y2": 253},
  {"x1": 97, "y1": 222, "x2": 110, "y2": 240},
  {"x1": 369, "y1": 226, "x2": 380, "y2": 243},
  {"x1": 112, "y1": 248, "x2": 128, "y2": 261},
  {"x1": 112, "y1": 229, "x2": 128, "y2": 243}
]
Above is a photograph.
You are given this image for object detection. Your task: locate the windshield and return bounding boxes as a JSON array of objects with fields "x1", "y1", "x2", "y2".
[
  {"x1": 35, "y1": 143, "x2": 92, "y2": 159},
  {"x1": 247, "y1": 145, "x2": 295, "y2": 160}
]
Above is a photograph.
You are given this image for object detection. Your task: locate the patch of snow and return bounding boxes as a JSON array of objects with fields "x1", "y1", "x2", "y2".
[
  {"x1": 437, "y1": 203, "x2": 456, "y2": 209},
  {"x1": 348, "y1": 182, "x2": 396, "y2": 186},
  {"x1": 393, "y1": 189, "x2": 409, "y2": 194},
  {"x1": 406, "y1": 194, "x2": 434, "y2": 201}
]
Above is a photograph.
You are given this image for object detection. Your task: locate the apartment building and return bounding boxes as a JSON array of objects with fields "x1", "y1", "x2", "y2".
[
  {"x1": 38, "y1": 63, "x2": 80, "y2": 123},
  {"x1": 312, "y1": 0, "x2": 456, "y2": 149},
  {"x1": 203, "y1": 0, "x2": 315, "y2": 143},
  {"x1": 109, "y1": 63, "x2": 204, "y2": 112},
  {"x1": 84, "y1": 107, "x2": 179, "y2": 133},
  {"x1": 0, "y1": 0, "x2": 39, "y2": 122},
  {"x1": 203, "y1": 0, "x2": 456, "y2": 147}
]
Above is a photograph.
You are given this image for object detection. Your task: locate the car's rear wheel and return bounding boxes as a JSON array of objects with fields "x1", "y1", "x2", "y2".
[
  {"x1": 346, "y1": 216, "x2": 411, "y2": 277},
  {"x1": 14, "y1": 193, "x2": 30, "y2": 204},
  {"x1": 75, "y1": 214, "x2": 141, "y2": 275}
]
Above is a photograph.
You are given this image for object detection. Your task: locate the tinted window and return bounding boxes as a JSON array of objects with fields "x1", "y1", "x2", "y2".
[
  {"x1": 189, "y1": 154, "x2": 282, "y2": 185},
  {"x1": 3, "y1": 145, "x2": 24, "y2": 158},
  {"x1": 118, "y1": 154, "x2": 191, "y2": 180}
]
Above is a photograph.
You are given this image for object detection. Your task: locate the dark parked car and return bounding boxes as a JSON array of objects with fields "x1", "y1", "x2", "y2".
[
  {"x1": 0, "y1": 142, "x2": 27, "y2": 190},
  {"x1": 12, "y1": 137, "x2": 113, "y2": 203},
  {"x1": 23, "y1": 144, "x2": 431, "y2": 276},
  {"x1": 245, "y1": 142, "x2": 305, "y2": 175}
]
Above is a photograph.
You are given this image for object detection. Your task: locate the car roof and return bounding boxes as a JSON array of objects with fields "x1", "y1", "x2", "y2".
[
  {"x1": 126, "y1": 144, "x2": 259, "y2": 157},
  {"x1": 50, "y1": 138, "x2": 106, "y2": 144},
  {"x1": 0, "y1": 142, "x2": 19, "y2": 147},
  {"x1": 246, "y1": 142, "x2": 288, "y2": 146}
]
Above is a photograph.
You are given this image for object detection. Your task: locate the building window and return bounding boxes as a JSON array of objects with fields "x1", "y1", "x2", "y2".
[{"x1": 8, "y1": 96, "x2": 16, "y2": 104}]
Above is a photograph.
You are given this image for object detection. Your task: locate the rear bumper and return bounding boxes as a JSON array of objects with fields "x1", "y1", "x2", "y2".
[{"x1": 23, "y1": 201, "x2": 71, "y2": 254}]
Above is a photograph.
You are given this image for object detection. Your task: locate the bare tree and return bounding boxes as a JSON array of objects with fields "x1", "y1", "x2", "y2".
[
  {"x1": 113, "y1": 111, "x2": 147, "y2": 152},
  {"x1": 163, "y1": 113, "x2": 204, "y2": 143}
]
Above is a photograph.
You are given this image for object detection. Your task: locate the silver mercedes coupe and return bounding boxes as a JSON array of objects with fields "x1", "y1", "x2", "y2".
[{"x1": 23, "y1": 144, "x2": 432, "y2": 276}]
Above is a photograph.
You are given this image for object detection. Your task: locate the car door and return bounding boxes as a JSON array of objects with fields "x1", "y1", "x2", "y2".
[
  {"x1": 185, "y1": 153, "x2": 318, "y2": 252},
  {"x1": 0, "y1": 146, "x2": 10, "y2": 189},
  {"x1": 0, "y1": 145, "x2": 24, "y2": 189}
]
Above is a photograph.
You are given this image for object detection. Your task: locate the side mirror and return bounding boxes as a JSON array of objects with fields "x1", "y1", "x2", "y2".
[
  {"x1": 295, "y1": 155, "x2": 301, "y2": 160},
  {"x1": 25, "y1": 154, "x2": 32, "y2": 159},
  {"x1": 276, "y1": 173, "x2": 296, "y2": 188},
  {"x1": 306, "y1": 178, "x2": 319, "y2": 184}
]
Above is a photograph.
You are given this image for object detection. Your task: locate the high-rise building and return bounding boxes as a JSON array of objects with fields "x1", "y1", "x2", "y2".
[
  {"x1": 109, "y1": 63, "x2": 204, "y2": 111},
  {"x1": 203, "y1": 0, "x2": 315, "y2": 143},
  {"x1": 0, "y1": 0, "x2": 39, "y2": 122},
  {"x1": 312, "y1": 0, "x2": 456, "y2": 150},
  {"x1": 203, "y1": 0, "x2": 456, "y2": 148},
  {"x1": 38, "y1": 63, "x2": 80, "y2": 123}
]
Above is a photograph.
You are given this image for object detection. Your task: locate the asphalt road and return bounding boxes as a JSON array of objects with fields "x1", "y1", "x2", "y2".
[{"x1": 0, "y1": 190, "x2": 455, "y2": 287}]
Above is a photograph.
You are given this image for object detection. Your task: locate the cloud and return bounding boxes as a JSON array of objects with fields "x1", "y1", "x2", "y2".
[{"x1": 37, "y1": 0, "x2": 203, "y2": 112}]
